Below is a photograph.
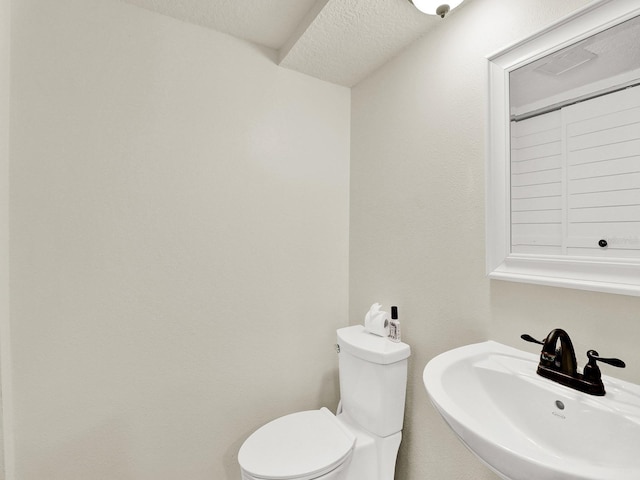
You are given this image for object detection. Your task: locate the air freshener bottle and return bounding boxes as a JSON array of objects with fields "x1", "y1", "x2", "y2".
[{"x1": 389, "y1": 306, "x2": 401, "y2": 342}]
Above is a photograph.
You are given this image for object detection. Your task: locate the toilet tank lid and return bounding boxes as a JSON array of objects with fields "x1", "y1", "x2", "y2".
[{"x1": 337, "y1": 325, "x2": 410, "y2": 364}]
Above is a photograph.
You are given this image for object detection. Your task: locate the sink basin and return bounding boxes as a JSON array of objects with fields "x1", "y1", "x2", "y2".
[{"x1": 423, "y1": 341, "x2": 640, "y2": 480}]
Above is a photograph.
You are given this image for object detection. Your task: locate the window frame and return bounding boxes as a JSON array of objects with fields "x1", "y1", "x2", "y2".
[{"x1": 486, "y1": 0, "x2": 640, "y2": 296}]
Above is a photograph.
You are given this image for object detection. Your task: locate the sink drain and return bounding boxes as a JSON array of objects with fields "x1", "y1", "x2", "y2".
[{"x1": 555, "y1": 400, "x2": 565, "y2": 410}]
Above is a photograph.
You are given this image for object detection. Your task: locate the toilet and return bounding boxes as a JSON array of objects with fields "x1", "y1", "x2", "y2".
[{"x1": 238, "y1": 325, "x2": 411, "y2": 480}]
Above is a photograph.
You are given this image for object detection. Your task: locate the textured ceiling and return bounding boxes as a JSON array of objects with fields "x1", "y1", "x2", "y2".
[
  {"x1": 120, "y1": 0, "x2": 444, "y2": 87},
  {"x1": 121, "y1": 0, "x2": 319, "y2": 50}
]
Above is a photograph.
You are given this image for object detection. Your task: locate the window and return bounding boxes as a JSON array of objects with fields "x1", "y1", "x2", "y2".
[
  {"x1": 510, "y1": 86, "x2": 640, "y2": 259},
  {"x1": 486, "y1": 1, "x2": 640, "y2": 296}
]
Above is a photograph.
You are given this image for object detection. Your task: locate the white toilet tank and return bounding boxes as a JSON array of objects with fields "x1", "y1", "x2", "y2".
[{"x1": 336, "y1": 325, "x2": 411, "y2": 437}]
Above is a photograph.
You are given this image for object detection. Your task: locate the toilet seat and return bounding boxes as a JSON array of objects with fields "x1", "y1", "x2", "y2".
[{"x1": 238, "y1": 407, "x2": 355, "y2": 480}]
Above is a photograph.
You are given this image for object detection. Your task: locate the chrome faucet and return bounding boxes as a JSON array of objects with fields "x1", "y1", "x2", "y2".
[{"x1": 521, "y1": 329, "x2": 625, "y2": 396}]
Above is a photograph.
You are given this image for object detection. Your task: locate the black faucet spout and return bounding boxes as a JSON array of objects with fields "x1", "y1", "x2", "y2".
[{"x1": 539, "y1": 328, "x2": 577, "y2": 376}]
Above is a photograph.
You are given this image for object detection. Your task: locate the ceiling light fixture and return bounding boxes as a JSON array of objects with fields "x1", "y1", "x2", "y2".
[{"x1": 408, "y1": 0, "x2": 464, "y2": 18}]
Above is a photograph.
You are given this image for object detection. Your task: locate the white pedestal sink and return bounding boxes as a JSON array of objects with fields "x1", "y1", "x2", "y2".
[{"x1": 423, "y1": 341, "x2": 640, "y2": 480}]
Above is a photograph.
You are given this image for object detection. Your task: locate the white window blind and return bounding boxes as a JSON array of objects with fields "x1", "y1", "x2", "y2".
[
  {"x1": 510, "y1": 85, "x2": 640, "y2": 258},
  {"x1": 565, "y1": 86, "x2": 640, "y2": 258},
  {"x1": 511, "y1": 110, "x2": 563, "y2": 254}
]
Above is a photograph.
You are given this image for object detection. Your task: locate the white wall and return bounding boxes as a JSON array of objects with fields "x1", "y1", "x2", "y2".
[
  {"x1": 0, "y1": 0, "x2": 10, "y2": 477},
  {"x1": 9, "y1": 0, "x2": 350, "y2": 478},
  {"x1": 8, "y1": 0, "x2": 640, "y2": 479},
  {"x1": 350, "y1": 0, "x2": 640, "y2": 479}
]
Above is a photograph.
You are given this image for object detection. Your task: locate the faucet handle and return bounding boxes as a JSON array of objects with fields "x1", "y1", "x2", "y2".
[
  {"x1": 586, "y1": 350, "x2": 625, "y2": 368},
  {"x1": 521, "y1": 334, "x2": 545, "y2": 346},
  {"x1": 583, "y1": 350, "x2": 626, "y2": 382}
]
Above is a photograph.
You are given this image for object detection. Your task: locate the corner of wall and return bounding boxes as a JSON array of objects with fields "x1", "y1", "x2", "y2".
[{"x1": 0, "y1": 0, "x2": 13, "y2": 476}]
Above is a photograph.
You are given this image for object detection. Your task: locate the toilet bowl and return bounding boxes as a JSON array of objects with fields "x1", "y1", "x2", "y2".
[
  {"x1": 238, "y1": 325, "x2": 411, "y2": 480},
  {"x1": 238, "y1": 408, "x2": 355, "y2": 480}
]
